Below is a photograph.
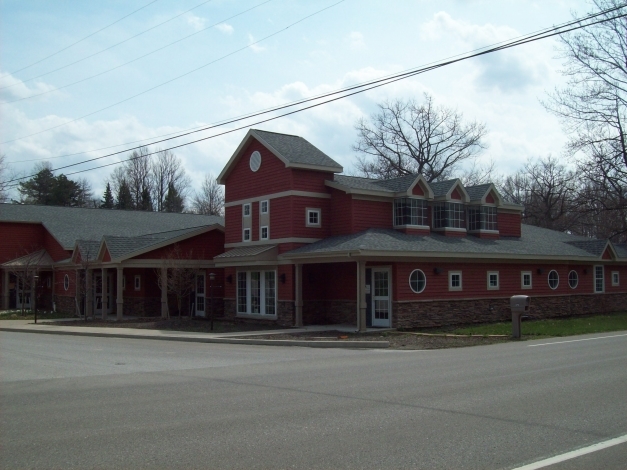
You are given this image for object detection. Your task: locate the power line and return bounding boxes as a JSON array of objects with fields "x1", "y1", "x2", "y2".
[
  {"x1": 0, "y1": 0, "x2": 272, "y2": 95},
  {"x1": 3, "y1": 4, "x2": 626, "y2": 188},
  {"x1": 2, "y1": 0, "x2": 160, "y2": 77},
  {"x1": 1, "y1": 0, "x2": 345, "y2": 144}
]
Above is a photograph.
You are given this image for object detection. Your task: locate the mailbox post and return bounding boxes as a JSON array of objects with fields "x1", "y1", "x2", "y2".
[{"x1": 510, "y1": 295, "x2": 530, "y2": 339}]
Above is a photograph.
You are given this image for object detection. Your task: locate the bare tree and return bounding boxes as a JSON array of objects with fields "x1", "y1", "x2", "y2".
[
  {"x1": 156, "y1": 246, "x2": 197, "y2": 319},
  {"x1": 354, "y1": 94, "x2": 487, "y2": 181},
  {"x1": 499, "y1": 157, "x2": 580, "y2": 232},
  {"x1": 8, "y1": 249, "x2": 46, "y2": 316},
  {"x1": 460, "y1": 160, "x2": 498, "y2": 187},
  {"x1": 0, "y1": 154, "x2": 10, "y2": 203},
  {"x1": 192, "y1": 174, "x2": 224, "y2": 216},
  {"x1": 544, "y1": 0, "x2": 627, "y2": 241},
  {"x1": 151, "y1": 149, "x2": 191, "y2": 212},
  {"x1": 124, "y1": 147, "x2": 153, "y2": 209}
]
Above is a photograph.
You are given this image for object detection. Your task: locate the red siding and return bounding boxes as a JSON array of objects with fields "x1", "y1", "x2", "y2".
[
  {"x1": 102, "y1": 248, "x2": 111, "y2": 262},
  {"x1": 602, "y1": 248, "x2": 612, "y2": 260},
  {"x1": 291, "y1": 169, "x2": 330, "y2": 193},
  {"x1": 269, "y1": 197, "x2": 292, "y2": 240},
  {"x1": 353, "y1": 199, "x2": 393, "y2": 232},
  {"x1": 330, "y1": 189, "x2": 353, "y2": 236},
  {"x1": 451, "y1": 188, "x2": 462, "y2": 200},
  {"x1": 225, "y1": 205, "x2": 242, "y2": 245},
  {"x1": 54, "y1": 269, "x2": 76, "y2": 297},
  {"x1": 0, "y1": 222, "x2": 45, "y2": 263},
  {"x1": 291, "y1": 196, "x2": 331, "y2": 239},
  {"x1": 485, "y1": 192, "x2": 495, "y2": 204},
  {"x1": 401, "y1": 227, "x2": 430, "y2": 236},
  {"x1": 223, "y1": 267, "x2": 236, "y2": 299},
  {"x1": 325, "y1": 262, "x2": 356, "y2": 300},
  {"x1": 412, "y1": 184, "x2": 424, "y2": 196},
  {"x1": 43, "y1": 230, "x2": 71, "y2": 262},
  {"x1": 224, "y1": 139, "x2": 292, "y2": 202},
  {"x1": 499, "y1": 212, "x2": 522, "y2": 237},
  {"x1": 132, "y1": 230, "x2": 224, "y2": 260}
]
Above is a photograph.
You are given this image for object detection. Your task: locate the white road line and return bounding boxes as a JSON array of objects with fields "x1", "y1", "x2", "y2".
[
  {"x1": 528, "y1": 333, "x2": 627, "y2": 347},
  {"x1": 512, "y1": 434, "x2": 627, "y2": 470}
]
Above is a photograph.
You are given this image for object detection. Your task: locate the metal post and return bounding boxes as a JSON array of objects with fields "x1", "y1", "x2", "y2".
[
  {"x1": 294, "y1": 264, "x2": 303, "y2": 327},
  {"x1": 209, "y1": 272, "x2": 216, "y2": 331},
  {"x1": 33, "y1": 274, "x2": 39, "y2": 324}
]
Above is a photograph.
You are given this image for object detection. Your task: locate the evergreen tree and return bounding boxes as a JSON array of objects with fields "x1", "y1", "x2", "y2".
[
  {"x1": 101, "y1": 183, "x2": 114, "y2": 209},
  {"x1": 139, "y1": 186, "x2": 153, "y2": 211},
  {"x1": 18, "y1": 164, "x2": 56, "y2": 204},
  {"x1": 18, "y1": 162, "x2": 88, "y2": 207},
  {"x1": 163, "y1": 182, "x2": 184, "y2": 212},
  {"x1": 116, "y1": 180, "x2": 134, "y2": 210}
]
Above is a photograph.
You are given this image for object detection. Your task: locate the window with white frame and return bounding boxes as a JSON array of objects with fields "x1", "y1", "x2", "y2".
[
  {"x1": 63, "y1": 274, "x2": 70, "y2": 291},
  {"x1": 467, "y1": 206, "x2": 498, "y2": 231},
  {"x1": 394, "y1": 198, "x2": 428, "y2": 226},
  {"x1": 243, "y1": 228, "x2": 251, "y2": 242},
  {"x1": 243, "y1": 203, "x2": 251, "y2": 217},
  {"x1": 409, "y1": 269, "x2": 426, "y2": 294},
  {"x1": 487, "y1": 271, "x2": 499, "y2": 290},
  {"x1": 568, "y1": 270, "x2": 578, "y2": 289},
  {"x1": 134, "y1": 275, "x2": 141, "y2": 290},
  {"x1": 260, "y1": 226, "x2": 269, "y2": 240},
  {"x1": 548, "y1": 270, "x2": 559, "y2": 290},
  {"x1": 612, "y1": 271, "x2": 619, "y2": 286},
  {"x1": 260, "y1": 200, "x2": 269, "y2": 214},
  {"x1": 433, "y1": 202, "x2": 465, "y2": 229},
  {"x1": 236, "y1": 270, "x2": 277, "y2": 316},
  {"x1": 521, "y1": 271, "x2": 532, "y2": 289},
  {"x1": 594, "y1": 265, "x2": 604, "y2": 293},
  {"x1": 449, "y1": 271, "x2": 462, "y2": 291},
  {"x1": 306, "y1": 208, "x2": 321, "y2": 227}
]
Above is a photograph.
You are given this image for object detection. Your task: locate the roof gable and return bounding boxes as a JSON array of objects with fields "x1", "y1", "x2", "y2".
[{"x1": 218, "y1": 129, "x2": 343, "y2": 184}]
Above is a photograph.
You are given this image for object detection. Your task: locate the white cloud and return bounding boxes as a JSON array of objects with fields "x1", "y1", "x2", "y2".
[
  {"x1": 0, "y1": 70, "x2": 59, "y2": 101},
  {"x1": 216, "y1": 23, "x2": 234, "y2": 34},
  {"x1": 347, "y1": 31, "x2": 365, "y2": 50},
  {"x1": 187, "y1": 14, "x2": 206, "y2": 31},
  {"x1": 247, "y1": 33, "x2": 266, "y2": 53}
]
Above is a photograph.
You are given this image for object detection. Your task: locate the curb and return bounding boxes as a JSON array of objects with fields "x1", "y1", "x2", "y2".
[{"x1": 0, "y1": 327, "x2": 389, "y2": 349}]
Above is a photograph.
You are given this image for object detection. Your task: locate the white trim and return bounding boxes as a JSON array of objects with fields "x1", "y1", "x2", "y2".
[
  {"x1": 594, "y1": 265, "x2": 605, "y2": 293},
  {"x1": 236, "y1": 269, "x2": 278, "y2": 318},
  {"x1": 134, "y1": 275, "x2": 141, "y2": 291},
  {"x1": 487, "y1": 271, "x2": 499, "y2": 290},
  {"x1": 611, "y1": 270, "x2": 619, "y2": 286},
  {"x1": 306, "y1": 208, "x2": 321, "y2": 227},
  {"x1": 260, "y1": 200, "x2": 269, "y2": 214},
  {"x1": 548, "y1": 270, "x2": 559, "y2": 290},
  {"x1": 242, "y1": 203, "x2": 251, "y2": 217},
  {"x1": 243, "y1": 228, "x2": 251, "y2": 242},
  {"x1": 371, "y1": 267, "x2": 392, "y2": 328},
  {"x1": 448, "y1": 271, "x2": 462, "y2": 291},
  {"x1": 432, "y1": 227, "x2": 467, "y2": 233},
  {"x1": 63, "y1": 274, "x2": 70, "y2": 291},
  {"x1": 227, "y1": 237, "x2": 321, "y2": 248},
  {"x1": 225, "y1": 190, "x2": 331, "y2": 207},
  {"x1": 568, "y1": 270, "x2": 579, "y2": 289},
  {"x1": 260, "y1": 226, "x2": 269, "y2": 240},
  {"x1": 393, "y1": 224, "x2": 430, "y2": 230},
  {"x1": 122, "y1": 275, "x2": 126, "y2": 290},
  {"x1": 521, "y1": 271, "x2": 532, "y2": 289}
]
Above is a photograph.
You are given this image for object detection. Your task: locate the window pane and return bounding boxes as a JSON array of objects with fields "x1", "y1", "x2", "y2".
[
  {"x1": 595, "y1": 266, "x2": 604, "y2": 292},
  {"x1": 264, "y1": 271, "x2": 276, "y2": 315},
  {"x1": 374, "y1": 271, "x2": 388, "y2": 296},
  {"x1": 250, "y1": 272, "x2": 261, "y2": 313},
  {"x1": 237, "y1": 272, "x2": 247, "y2": 313}
]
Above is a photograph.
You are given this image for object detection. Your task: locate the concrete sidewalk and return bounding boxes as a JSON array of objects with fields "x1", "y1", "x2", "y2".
[{"x1": 0, "y1": 319, "x2": 390, "y2": 349}]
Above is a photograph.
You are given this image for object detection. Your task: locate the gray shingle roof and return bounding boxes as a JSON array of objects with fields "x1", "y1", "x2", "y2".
[
  {"x1": 75, "y1": 240, "x2": 101, "y2": 261},
  {"x1": 281, "y1": 224, "x2": 624, "y2": 260},
  {"x1": 429, "y1": 179, "x2": 458, "y2": 197},
  {"x1": 253, "y1": 129, "x2": 342, "y2": 170},
  {"x1": 615, "y1": 244, "x2": 627, "y2": 258},
  {"x1": 214, "y1": 245, "x2": 277, "y2": 259},
  {"x1": 103, "y1": 226, "x2": 206, "y2": 260},
  {"x1": 0, "y1": 204, "x2": 224, "y2": 250},
  {"x1": 465, "y1": 184, "x2": 492, "y2": 201},
  {"x1": 1, "y1": 249, "x2": 53, "y2": 267},
  {"x1": 565, "y1": 240, "x2": 609, "y2": 257},
  {"x1": 331, "y1": 174, "x2": 417, "y2": 193}
]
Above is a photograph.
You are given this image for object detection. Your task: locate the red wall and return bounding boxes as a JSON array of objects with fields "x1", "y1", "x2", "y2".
[
  {"x1": 0, "y1": 222, "x2": 45, "y2": 262},
  {"x1": 291, "y1": 169, "x2": 330, "y2": 193},
  {"x1": 54, "y1": 269, "x2": 76, "y2": 297},
  {"x1": 330, "y1": 189, "x2": 353, "y2": 236},
  {"x1": 269, "y1": 197, "x2": 292, "y2": 240},
  {"x1": 133, "y1": 230, "x2": 224, "y2": 260},
  {"x1": 43, "y1": 231, "x2": 71, "y2": 262},
  {"x1": 499, "y1": 212, "x2": 522, "y2": 237},
  {"x1": 353, "y1": 199, "x2": 393, "y2": 232},
  {"x1": 225, "y1": 205, "x2": 242, "y2": 245}
]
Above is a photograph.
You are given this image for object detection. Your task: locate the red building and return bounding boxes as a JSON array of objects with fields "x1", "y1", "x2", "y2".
[
  {"x1": 215, "y1": 129, "x2": 627, "y2": 330},
  {"x1": 0, "y1": 205, "x2": 224, "y2": 319}
]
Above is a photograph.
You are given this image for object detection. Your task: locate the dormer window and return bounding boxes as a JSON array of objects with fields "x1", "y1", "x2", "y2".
[
  {"x1": 467, "y1": 206, "x2": 498, "y2": 231},
  {"x1": 433, "y1": 202, "x2": 465, "y2": 229},
  {"x1": 394, "y1": 198, "x2": 427, "y2": 227}
]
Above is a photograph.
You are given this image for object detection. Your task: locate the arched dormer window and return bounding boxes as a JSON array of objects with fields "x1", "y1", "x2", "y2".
[{"x1": 394, "y1": 198, "x2": 428, "y2": 227}]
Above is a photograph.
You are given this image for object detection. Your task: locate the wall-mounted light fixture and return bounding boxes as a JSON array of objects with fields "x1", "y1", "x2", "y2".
[
  {"x1": 433, "y1": 268, "x2": 442, "y2": 275},
  {"x1": 280, "y1": 273, "x2": 286, "y2": 284},
  {"x1": 537, "y1": 268, "x2": 544, "y2": 275}
]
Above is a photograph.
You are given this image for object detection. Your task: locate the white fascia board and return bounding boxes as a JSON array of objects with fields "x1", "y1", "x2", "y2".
[
  {"x1": 405, "y1": 175, "x2": 434, "y2": 198},
  {"x1": 325, "y1": 180, "x2": 394, "y2": 198},
  {"x1": 286, "y1": 162, "x2": 343, "y2": 173}
]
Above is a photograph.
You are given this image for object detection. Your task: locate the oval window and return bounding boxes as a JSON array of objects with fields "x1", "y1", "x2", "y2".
[
  {"x1": 409, "y1": 269, "x2": 426, "y2": 294},
  {"x1": 63, "y1": 274, "x2": 70, "y2": 291},
  {"x1": 568, "y1": 270, "x2": 578, "y2": 289},
  {"x1": 250, "y1": 150, "x2": 261, "y2": 172},
  {"x1": 548, "y1": 270, "x2": 559, "y2": 290}
]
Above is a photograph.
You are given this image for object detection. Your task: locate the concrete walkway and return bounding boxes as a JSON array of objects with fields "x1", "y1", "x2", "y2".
[{"x1": 0, "y1": 319, "x2": 390, "y2": 349}]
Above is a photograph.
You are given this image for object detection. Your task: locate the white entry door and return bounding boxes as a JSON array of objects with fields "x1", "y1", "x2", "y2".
[
  {"x1": 94, "y1": 272, "x2": 113, "y2": 316},
  {"x1": 195, "y1": 273, "x2": 206, "y2": 317},
  {"x1": 16, "y1": 278, "x2": 31, "y2": 310},
  {"x1": 371, "y1": 268, "x2": 391, "y2": 327}
]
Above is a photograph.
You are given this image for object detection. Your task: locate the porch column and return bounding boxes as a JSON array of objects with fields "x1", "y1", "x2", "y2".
[
  {"x1": 357, "y1": 260, "x2": 367, "y2": 332},
  {"x1": 2, "y1": 269, "x2": 8, "y2": 310},
  {"x1": 75, "y1": 269, "x2": 80, "y2": 316},
  {"x1": 85, "y1": 269, "x2": 93, "y2": 318},
  {"x1": 116, "y1": 266, "x2": 124, "y2": 320},
  {"x1": 161, "y1": 266, "x2": 168, "y2": 318},
  {"x1": 101, "y1": 267, "x2": 108, "y2": 320},
  {"x1": 31, "y1": 272, "x2": 37, "y2": 313},
  {"x1": 294, "y1": 264, "x2": 303, "y2": 327}
]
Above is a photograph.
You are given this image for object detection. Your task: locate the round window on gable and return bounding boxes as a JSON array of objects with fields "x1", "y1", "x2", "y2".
[
  {"x1": 548, "y1": 270, "x2": 559, "y2": 290},
  {"x1": 63, "y1": 274, "x2": 70, "y2": 291},
  {"x1": 409, "y1": 269, "x2": 426, "y2": 294},
  {"x1": 568, "y1": 270, "x2": 578, "y2": 289},
  {"x1": 250, "y1": 150, "x2": 261, "y2": 172}
]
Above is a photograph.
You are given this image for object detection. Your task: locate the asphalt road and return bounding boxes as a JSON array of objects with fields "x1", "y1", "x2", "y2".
[{"x1": 1, "y1": 331, "x2": 626, "y2": 469}]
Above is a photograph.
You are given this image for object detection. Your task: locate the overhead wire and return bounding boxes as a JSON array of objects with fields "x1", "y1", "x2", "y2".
[
  {"x1": 0, "y1": 0, "x2": 345, "y2": 144},
  {"x1": 3, "y1": 3, "x2": 626, "y2": 188},
  {"x1": 0, "y1": 0, "x2": 273, "y2": 96},
  {"x1": 2, "y1": 0, "x2": 160, "y2": 77}
]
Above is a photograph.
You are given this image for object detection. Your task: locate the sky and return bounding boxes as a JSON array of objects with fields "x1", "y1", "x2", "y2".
[{"x1": 0, "y1": 0, "x2": 595, "y2": 201}]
